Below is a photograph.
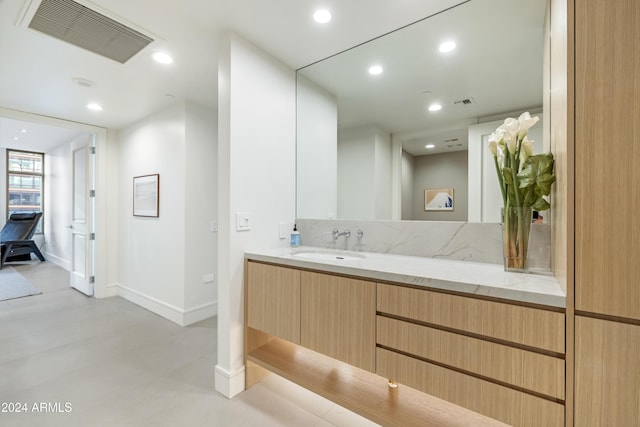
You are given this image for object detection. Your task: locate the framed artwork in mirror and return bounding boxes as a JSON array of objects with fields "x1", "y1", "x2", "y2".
[
  {"x1": 133, "y1": 174, "x2": 159, "y2": 217},
  {"x1": 425, "y1": 188, "x2": 454, "y2": 211}
]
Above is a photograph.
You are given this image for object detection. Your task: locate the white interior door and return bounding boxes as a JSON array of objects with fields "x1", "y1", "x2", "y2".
[{"x1": 70, "y1": 136, "x2": 94, "y2": 295}]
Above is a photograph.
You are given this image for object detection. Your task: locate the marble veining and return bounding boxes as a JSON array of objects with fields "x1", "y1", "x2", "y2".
[
  {"x1": 245, "y1": 246, "x2": 565, "y2": 308},
  {"x1": 296, "y1": 219, "x2": 551, "y2": 271}
]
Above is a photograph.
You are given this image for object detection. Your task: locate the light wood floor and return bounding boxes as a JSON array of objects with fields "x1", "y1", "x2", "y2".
[{"x1": 0, "y1": 261, "x2": 378, "y2": 427}]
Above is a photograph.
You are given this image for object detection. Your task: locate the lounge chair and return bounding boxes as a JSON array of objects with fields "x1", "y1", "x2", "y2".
[{"x1": 0, "y1": 212, "x2": 46, "y2": 269}]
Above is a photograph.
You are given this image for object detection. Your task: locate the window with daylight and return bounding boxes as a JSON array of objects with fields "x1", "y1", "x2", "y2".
[{"x1": 7, "y1": 149, "x2": 44, "y2": 233}]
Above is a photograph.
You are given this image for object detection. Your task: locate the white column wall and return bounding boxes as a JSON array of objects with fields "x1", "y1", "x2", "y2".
[{"x1": 216, "y1": 32, "x2": 296, "y2": 398}]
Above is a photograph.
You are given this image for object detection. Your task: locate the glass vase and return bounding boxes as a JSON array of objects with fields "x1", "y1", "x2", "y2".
[{"x1": 502, "y1": 206, "x2": 532, "y2": 273}]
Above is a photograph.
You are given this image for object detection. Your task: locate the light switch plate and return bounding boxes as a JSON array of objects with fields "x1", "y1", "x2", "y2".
[
  {"x1": 279, "y1": 222, "x2": 287, "y2": 239},
  {"x1": 236, "y1": 212, "x2": 251, "y2": 231}
]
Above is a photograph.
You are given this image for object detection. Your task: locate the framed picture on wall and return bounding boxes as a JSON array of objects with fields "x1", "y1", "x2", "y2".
[
  {"x1": 425, "y1": 188, "x2": 454, "y2": 211},
  {"x1": 133, "y1": 174, "x2": 159, "y2": 217}
]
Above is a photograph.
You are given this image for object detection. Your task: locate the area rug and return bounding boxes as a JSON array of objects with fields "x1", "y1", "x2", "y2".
[{"x1": 0, "y1": 267, "x2": 42, "y2": 301}]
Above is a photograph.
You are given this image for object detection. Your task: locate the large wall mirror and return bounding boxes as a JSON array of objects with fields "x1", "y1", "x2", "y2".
[{"x1": 296, "y1": 0, "x2": 550, "y2": 223}]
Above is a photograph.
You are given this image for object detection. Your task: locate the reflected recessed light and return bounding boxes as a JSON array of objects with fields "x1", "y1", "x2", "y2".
[
  {"x1": 428, "y1": 103, "x2": 442, "y2": 112},
  {"x1": 313, "y1": 9, "x2": 332, "y2": 23},
  {"x1": 20, "y1": 129, "x2": 27, "y2": 133},
  {"x1": 152, "y1": 51, "x2": 173, "y2": 64},
  {"x1": 368, "y1": 65, "x2": 383, "y2": 75},
  {"x1": 86, "y1": 102, "x2": 103, "y2": 111},
  {"x1": 439, "y1": 41, "x2": 456, "y2": 53},
  {"x1": 12, "y1": 136, "x2": 19, "y2": 141},
  {"x1": 426, "y1": 144, "x2": 435, "y2": 149}
]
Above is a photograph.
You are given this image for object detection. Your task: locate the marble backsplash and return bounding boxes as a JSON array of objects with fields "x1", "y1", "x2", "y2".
[{"x1": 295, "y1": 219, "x2": 552, "y2": 272}]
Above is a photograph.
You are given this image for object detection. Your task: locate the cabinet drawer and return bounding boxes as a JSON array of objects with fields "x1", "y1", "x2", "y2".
[
  {"x1": 377, "y1": 284, "x2": 565, "y2": 353},
  {"x1": 246, "y1": 262, "x2": 300, "y2": 344},
  {"x1": 377, "y1": 348, "x2": 564, "y2": 427},
  {"x1": 377, "y1": 316, "x2": 564, "y2": 399}
]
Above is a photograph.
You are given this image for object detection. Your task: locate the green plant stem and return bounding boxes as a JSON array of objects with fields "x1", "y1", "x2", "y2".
[
  {"x1": 493, "y1": 156, "x2": 507, "y2": 206},
  {"x1": 509, "y1": 150, "x2": 522, "y2": 208}
]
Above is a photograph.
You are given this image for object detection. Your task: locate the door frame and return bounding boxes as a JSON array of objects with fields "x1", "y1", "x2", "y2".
[{"x1": 0, "y1": 107, "x2": 110, "y2": 298}]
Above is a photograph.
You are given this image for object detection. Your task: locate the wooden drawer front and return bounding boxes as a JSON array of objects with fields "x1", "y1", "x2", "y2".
[
  {"x1": 301, "y1": 271, "x2": 376, "y2": 372},
  {"x1": 377, "y1": 284, "x2": 565, "y2": 353},
  {"x1": 247, "y1": 262, "x2": 300, "y2": 344},
  {"x1": 377, "y1": 316, "x2": 564, "y2": 399},
  {"x1": 377, "y1": 348, "x2": 564, "y2": 427},
  {"x1": 575, "y1": 316, "x2": 640, "y2": 427}
]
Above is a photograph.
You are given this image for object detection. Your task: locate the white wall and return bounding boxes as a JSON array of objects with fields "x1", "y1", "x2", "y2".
[
  {"x1": 374, "y1": 129, "x2": 392, "y2": 219},
  {"x1": 216, "y1": 32, "x2": 296, "y2": 398},
  {"x1": 338, "y1": 126, "x2": 392, "y2": 220},
  {"x1": 401, "y1": 150, "x2": 414, "y2": 220},
  {"x1": 296, "y1": 76, "x2": 337, "y2": 219},
  {"x1": 116, "y1": 101, "x2": 217, "y2": 325},
  {"x1": 184, "y1": 102, "x2": 217, "y2": 317}
]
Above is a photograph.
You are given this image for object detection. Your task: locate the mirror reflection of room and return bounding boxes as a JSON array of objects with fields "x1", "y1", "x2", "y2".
[{"x1": 296, "y1": 0, "x2": 549, "y2": 223}]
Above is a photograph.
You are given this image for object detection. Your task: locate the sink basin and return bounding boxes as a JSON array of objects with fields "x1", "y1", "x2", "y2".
[{"x1": 291, "y1": 250, "x2": 366, "y2": 262}]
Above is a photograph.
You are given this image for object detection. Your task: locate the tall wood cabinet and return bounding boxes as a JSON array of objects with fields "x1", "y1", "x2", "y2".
[{"x1": 573, "y1": 0, "x2": 640, "y2": 425}]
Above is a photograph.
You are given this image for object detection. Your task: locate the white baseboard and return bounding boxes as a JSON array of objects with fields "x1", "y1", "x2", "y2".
[
  {"x1": 44, "y1": 251, "x2": 71, "y2": 271},
  {"x1": 117, "y1": 284, "x2": 217, "y2": 326},
  {"x1": 184, "y1": 301, "x2": 218, "y2": 325},
  {"x1": 102, "y1": 283, "x2": 119, "y2": 298},
  {"x1": 215, "y1": 364, "x2": 246, "y2": 398}
]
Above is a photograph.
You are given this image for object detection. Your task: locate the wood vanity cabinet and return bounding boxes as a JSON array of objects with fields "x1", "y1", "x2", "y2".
[
  {"x1": 246, "y1": 262, "x2": 376, "y2": 371},
  {"x1": 300, "y1": 271, "x2": 376, "y2": 372},
  {"x1": 245, "y1": 261, "x2": 566, "y2": 426}
]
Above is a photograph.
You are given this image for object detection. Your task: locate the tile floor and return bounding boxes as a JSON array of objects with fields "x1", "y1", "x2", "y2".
[{"x1": 0, "y1": 261, "x2": 379, "y2": 427}]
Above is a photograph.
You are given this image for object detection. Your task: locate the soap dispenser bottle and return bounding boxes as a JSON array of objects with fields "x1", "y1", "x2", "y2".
[{"x1": 290, "y1": 224, "x2": 301, "y2": 247}]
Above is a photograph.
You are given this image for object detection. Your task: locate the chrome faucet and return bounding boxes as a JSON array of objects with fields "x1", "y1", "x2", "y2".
[{"x1": 332, "y1": 228, "x2": 351, "y2": 240}]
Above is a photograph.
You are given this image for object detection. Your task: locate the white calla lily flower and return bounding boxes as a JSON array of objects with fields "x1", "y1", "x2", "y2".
[{"x1": 517, "y1": 112, "x2": 540, "y2": 139}]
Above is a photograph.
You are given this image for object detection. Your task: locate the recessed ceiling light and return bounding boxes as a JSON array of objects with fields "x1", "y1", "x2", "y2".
[
  {"x1": 12, "y1": 136, "x2": 19, "y2": 141},
  {"x1": 313, "y1": 9, "x2": 332, "y2": 23},
  {"x1": 86, "y1": 102, "x2": 103, "y2": 111},
  {"x1": 152, "y1": 51, "x2": 173, "y2": 65},
  {"x1": 368, "y1": 65, "x2": 383, "y2": 75},
  {"x1": 439, "y1": 41, "x2": 456, "y2": 53},
  {"x1": 428, "y1": 103, "x2": 442, "y2": 112},
  {"x1": 20, "y1": 129, "x2": 27, "y2": 133},
  {"x1": 425, "y1": 144, "x2": 435, "y2": 149}
]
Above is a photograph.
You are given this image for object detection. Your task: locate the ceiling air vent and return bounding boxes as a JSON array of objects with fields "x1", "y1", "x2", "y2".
[
  {"x1": 28, "y1": 0, "x2": 153, "y2": 63},
  {"x1": 453, "y1": 97, "x2": 475, "y2": 106}
]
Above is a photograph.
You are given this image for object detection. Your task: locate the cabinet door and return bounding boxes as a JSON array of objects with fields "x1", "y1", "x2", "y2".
[
  {"x1": 246, "y1": 262, "x2": 300, "y2": 344},
  {"x1": 575, "y1": 0, "x2": 640, "y2": 320},
  {"x1": 300, "y1": 271, "x2": 376, "y2": 372},
  {"x1": 575, "y1": 316, "x2": 640, "y2": 426}
]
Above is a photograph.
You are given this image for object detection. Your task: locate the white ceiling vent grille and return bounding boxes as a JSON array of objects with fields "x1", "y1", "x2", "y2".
[
  {"x1": 453, "y1": 97, "x2": 475, "y2": 106},
  {"x1": 28, "y1": 0, "x2": 153, "y2": 63}
]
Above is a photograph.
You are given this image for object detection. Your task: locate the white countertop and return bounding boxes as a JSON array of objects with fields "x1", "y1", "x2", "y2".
[{"x1": 245, "y1": 246, "x2": 566, "y2": 308}]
